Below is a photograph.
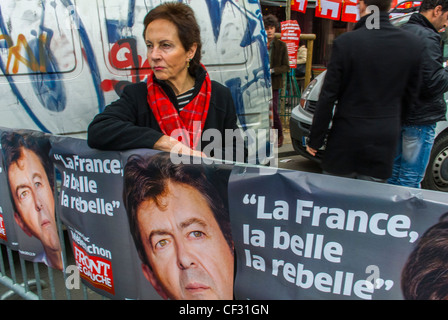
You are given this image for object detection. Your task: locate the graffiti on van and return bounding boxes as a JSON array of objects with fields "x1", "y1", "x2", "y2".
[
  {"x1": 0, "y1": 0, "x2": 271, "y2": 138},
  {"x1": 100, "y1": 38, "x2": 151, "y2": 95}
]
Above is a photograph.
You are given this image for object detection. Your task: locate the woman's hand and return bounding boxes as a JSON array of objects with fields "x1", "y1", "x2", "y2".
[{"x1": 154, "y1": 135, "x2": 206, "y2": 158}]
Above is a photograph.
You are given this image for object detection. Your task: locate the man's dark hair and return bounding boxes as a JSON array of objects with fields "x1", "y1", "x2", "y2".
[
  {"x1": 401, "y1": 215, "x2": 448, "y2": 300},
  {"x1": 419, "y1": 0, "x2": 448, "y2": 12},
  {"x1": 263, "y1": 14, "x2": 279, "y2": 30},
  {"x1": 362, "y1": 0, "x2": 393, "y2": 12},
  {"x1": 143, "y1": 2, "x2": 202, "y2": 76},
  {"x1": 1, "y1": 130, "x2": 54, "y2": 212},
  {"x1": 123, "y1": 152, "x2": 233, "y2": 268}
]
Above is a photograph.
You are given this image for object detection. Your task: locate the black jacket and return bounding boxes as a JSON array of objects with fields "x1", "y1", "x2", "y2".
[
  {"x1": 401, "y1": 13, "x2": 448, "y2": 125},
  {"x1": 87, "y1": 67, "x2": 242, "y2": 160},
  {"x1": 308, "y1": 12, "x2": 423, "y2": 179}
]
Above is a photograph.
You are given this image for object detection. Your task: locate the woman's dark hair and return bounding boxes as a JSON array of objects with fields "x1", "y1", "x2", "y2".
[{"x1": 143, "y1": 2, "x2": 202, "y2": 76}]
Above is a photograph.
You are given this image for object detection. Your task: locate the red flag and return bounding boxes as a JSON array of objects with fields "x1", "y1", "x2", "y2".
[
  {"x1": 341, "y1": 0, "x2": 360, "y2": 23},
  {"x1": 315, "y1": 0, "x2": 342, "y2": 21},
  {"x1": 291, "y1": 0, "x2": 308, "y2": 13}
]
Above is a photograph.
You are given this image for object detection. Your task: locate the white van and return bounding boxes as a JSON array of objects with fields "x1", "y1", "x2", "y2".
[
  {"x1": 0, "y1": 0, "x2": 273, "y2": 161},
  {"x1": 290, "y1": 11, "x2": 448, "y2": 192}
]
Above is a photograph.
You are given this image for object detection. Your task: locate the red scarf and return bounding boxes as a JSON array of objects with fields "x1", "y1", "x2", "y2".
[{"x1": 147, "y1": 67, "x2": 211, "y2": 150}]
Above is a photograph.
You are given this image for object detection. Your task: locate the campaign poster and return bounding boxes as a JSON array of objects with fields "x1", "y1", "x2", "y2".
[
  {"x1": 0, "y1": 128, "x2": 19, "y2": 249},
  {"x1": 0, "y1": 127, "x2": 62, "y2": 270},
  {"x1": 51, "y1": 136, "x2": 160, "y2": 299},
  {"x1": 120, "y1": 151, "x2": 235, "y2": 300},
  {"x1": 281, "y1": 20, "x2": 301, "y2": 69},
  {"x1": 228, "y1": 165, "x2": 448, "y2": 300},
  {"x1": 51, "y1": 136, "x2": 235, "y2": 300}
]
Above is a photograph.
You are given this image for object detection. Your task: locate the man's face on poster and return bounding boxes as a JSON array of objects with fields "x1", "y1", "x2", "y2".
[
  {"x1": 137, "y1": 181, "x2": 234, "y2": 300},
  {"x1": 7, "y1": 148, "x2": 60, "y2": 253}
]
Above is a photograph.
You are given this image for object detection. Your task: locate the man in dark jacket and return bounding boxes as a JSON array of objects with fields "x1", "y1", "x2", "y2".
[
  {"x1": 263, "y1": 14, "x2": 289, "y2": 147},
  {"x1": 306, "y1": 0, "x2": 423, "y2": 182},
  {"x1": 388, "y1": 0, "x2": 448, "y2": 188}
]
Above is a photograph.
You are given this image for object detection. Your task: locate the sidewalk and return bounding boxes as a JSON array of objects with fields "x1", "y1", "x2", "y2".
[{"x1": 278, "y1": 130, "x2": 296, "y2": 158}]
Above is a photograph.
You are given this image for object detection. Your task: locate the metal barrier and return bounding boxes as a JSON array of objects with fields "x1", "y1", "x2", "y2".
[
  {"x1": 0, "y1": 235, "x2": 106, "y2": 300},
  {"x1": 277, "y1": 33, "x2": 316, "y2": 132},
  {"x1": 0, "y1": 187, "x2": 106, "y2": 300},
  {"x1": 279, "y1": 69, "x2": 302, "y2": 130}
]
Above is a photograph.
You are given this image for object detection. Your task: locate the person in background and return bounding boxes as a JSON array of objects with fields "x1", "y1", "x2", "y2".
[
  {"x1": 295, "y1": 42, "x2": 307, "y2": 78},
  {"x1": 306, "y1": 0, "x2": 423, "y2": 182},
  {"x1": 388, "y1": 0, "x2": 448, "y2": 188},
  {"x1": 87, "y1": 2, "x2": 243, "y2": 161},
  {"x1": 263, "y1": 14, "x2": 289, "y2": 147}
]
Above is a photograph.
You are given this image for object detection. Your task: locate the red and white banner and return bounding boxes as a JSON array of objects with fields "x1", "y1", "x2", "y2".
[
  {"x1": 281, "y1": 20, "x2": 302, "y2": 68},
  {"x1": 291, "y1": 0, "x2": 308, "y2": 13},
  {"x1": 315, "y1": 0, "x2": 342, "y2": 20},
  {"x1": 293, "y1": 0, "x2": 420, "y2": 23},
  {"x1": 341, "y1": 0, "x2": 360, "y2": 23}
]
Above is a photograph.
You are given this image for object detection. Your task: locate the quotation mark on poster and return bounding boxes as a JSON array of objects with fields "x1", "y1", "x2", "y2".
[
  {"x1": 111, "y1": 201, "x2": 120, "y2": 209},
  {"x1": 243, "y1": 194, "x2": 257, "y2": 205},
  {"x1": 374, "y1": 278, "x2": 394, "y2": 291}
]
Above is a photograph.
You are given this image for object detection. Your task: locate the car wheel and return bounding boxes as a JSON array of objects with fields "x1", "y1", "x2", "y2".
[{"x1": 422, "y1": 132, "x2": 448, "y2": 192}]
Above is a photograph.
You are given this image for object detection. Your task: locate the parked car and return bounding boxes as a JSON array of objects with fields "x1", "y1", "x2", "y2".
[{"x1": 290, "y1": 12, "x2": 448, "y2": 192}]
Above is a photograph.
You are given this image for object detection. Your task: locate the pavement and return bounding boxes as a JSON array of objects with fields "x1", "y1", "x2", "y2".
[
  {"x1": 278, "y1": 129, "x2": 296, "y2": 158},
  {"x1": 276, "y1": 129, "x2": 323, "y2": 173}
]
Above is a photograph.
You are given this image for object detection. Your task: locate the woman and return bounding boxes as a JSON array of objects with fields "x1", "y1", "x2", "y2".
[{"x1": 87, "y1": 2, "x2": 241, "y2": 160}]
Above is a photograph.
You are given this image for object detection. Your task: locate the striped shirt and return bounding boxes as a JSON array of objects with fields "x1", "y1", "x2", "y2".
[{"x1": 177, "y1": 87, "x2": 195, "y2": 112}]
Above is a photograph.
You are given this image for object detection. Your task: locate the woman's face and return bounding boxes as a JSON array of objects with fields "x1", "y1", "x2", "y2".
[{"x1": 145, "y1": 19, "x2": 197, "y2": 86}]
